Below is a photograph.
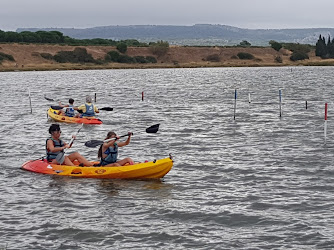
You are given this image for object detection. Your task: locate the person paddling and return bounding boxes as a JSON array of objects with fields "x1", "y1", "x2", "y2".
[
  {"x1": 46, "y1": 124, "x2": 93, "y2": 166},
  {"x1": 58, "y1": 98, "x2": 77, "y2": 117},
  {"x1": 76, "y1": 96, "x2": 99, "y2": 117},
  {"x1": 97, "y1": 131, "x2": 134, "y2": 167}
]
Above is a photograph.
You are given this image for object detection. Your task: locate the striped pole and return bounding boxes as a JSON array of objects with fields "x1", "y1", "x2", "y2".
[
  {"x1": 142, "y1": 91, "x2": 144, "y2": 101},
  {"x1": 234, "y1": 89, "x2": 237, "y2": 120},
  {"x1": 324, "y1": 103, "x2": 328, "y2": 145},
  {"x1": 306, "y1": 101, "x2": 308, "y2": 109},
  {"x1": 28, "y1": 88, "x2": 32, "y2": 114},
  {"x1": 248, "y1": 93, "x2": 251, "y2": 103},
  {"x1": 94, "y1": 93, "x2": 97, "y2": 103},
  {"x1": 279, "y1": 89, "x2": 282, "y2": 117}
]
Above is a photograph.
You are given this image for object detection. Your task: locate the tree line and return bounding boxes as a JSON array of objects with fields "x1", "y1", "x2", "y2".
[
  {"x1": 0, "y1": 30, "x2": 148, "y2": 47},
  {"x1": 315, "y1": 35, "x2": 334, "y2": 59}
]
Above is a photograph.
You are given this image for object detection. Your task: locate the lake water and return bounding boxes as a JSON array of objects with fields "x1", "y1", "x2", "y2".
[{"x1": 1, "y1": 67, "x2": 334, "y2": 249}]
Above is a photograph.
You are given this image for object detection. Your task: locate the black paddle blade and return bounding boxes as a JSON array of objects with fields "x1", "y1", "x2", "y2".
[
  {"x1": 85, "y1": 140, "x2": 104, "y2": 148},
  {"x1": 51, "y1": 105, "x2": 63, "y2": 110},
  {"x1": 100, "y1": 107, "x2": 113, "y2": 111},
  {"x1": 146, "y1": 124, "x2": 160, "y2": 133},
  {"x1": 44, "y1": 96, "x2": 55, "y2": 101}
]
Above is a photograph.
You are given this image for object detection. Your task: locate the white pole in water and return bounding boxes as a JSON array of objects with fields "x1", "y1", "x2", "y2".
[
  {"x1": 324, "y1": 103, "x2": 328, "y2": 145},
  {"x1": 233, "y1": 89, "x2": 237, "y2": 120},
  {"x1": 279, "y1": 89, "x2": 282, "y2": 117},
  {"x1": 28, "y1": 88, "x2": 32, "y2": 114},
  {"x1": 248, "y1": 93, "x2": 251, "y2": 103}
]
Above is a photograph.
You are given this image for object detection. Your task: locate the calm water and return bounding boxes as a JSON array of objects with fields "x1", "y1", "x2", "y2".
[{"x1": 1, "y1": 67, "x2": 334, "y2": 249}]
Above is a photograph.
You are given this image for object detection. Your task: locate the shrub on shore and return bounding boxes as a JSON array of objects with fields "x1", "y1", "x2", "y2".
[
  {"x1": 105, "y1": 50, "x2": 157, "y2": 64},
  {"x1": 0, "y1": 52, "x2": 15, "y2": 63},
  {"x1": 54, "y1": 48, "x2": 95, "y2": 63},
  {"x1": 206, "y1": 54, "x2": 220, "y2": 62},
  {"x1": 237, "y1": 52, "x2": 254, "y2": 60}
]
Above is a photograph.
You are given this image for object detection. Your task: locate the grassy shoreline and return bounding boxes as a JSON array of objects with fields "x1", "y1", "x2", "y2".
[{"x1": 1, "y1": 43, "x2": 334, "y2": 72}]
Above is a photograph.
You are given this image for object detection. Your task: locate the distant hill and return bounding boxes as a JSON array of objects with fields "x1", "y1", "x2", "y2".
[{"x1": 16, "y1": 24, "x2": 334, "y2": 46}]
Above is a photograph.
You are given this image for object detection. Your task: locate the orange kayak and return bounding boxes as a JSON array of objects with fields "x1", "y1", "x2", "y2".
[
  {"x1": 21, "y1": 156, "x2": 173, "y2": 179},
  {"x1": 47, "y1": 107, "x2": 102, "y2": 124}
]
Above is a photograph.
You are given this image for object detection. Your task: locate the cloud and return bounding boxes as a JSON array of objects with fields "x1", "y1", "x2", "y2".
[{"x1": 1, "y1": 0, "x2": 334, "y2": 31}]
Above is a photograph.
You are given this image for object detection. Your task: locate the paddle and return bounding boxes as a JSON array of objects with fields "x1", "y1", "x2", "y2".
[
  {"x1": 45, "y1": 95, "x2": 113, "y2": 111},
  {"x1": 56, "y1": 123, "x2": 84, "y2": 164},
  {"x1": 44, "y1": 95, "x2": 59, "y2": 102},
  {"x1": 50, "y1": 105, "x2": 113, "y2": 112},
  {"x1": 84, "y1": 124, "x2": 160, "y2": 148}
]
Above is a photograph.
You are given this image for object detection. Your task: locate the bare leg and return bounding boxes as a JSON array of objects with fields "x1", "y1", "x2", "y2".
[
  {"x1": 68, "y1": 152, "x2": 93, "y2": 166},
  {"x1": 117, "y1": 157, "x2": 134, "y2": 166},
  {"x1": 51, "y1": 156, "x2": 75, "y2": 166}
]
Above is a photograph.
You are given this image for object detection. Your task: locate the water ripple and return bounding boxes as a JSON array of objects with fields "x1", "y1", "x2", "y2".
[{"x1": 1, "y1": 67, "x2": 334, "y2": 249}]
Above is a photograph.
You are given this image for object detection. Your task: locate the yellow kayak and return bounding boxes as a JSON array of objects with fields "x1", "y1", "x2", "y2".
[
  {"x1": 47, "y1": 107, "x2": 102, "y2": 124},
  {"x1": 21, "y1": 156, "x2": 173, "y2": 179}
]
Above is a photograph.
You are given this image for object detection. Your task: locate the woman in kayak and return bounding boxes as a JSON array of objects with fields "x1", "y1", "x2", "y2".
[
  {"x1": 46, "y1": 124, "x2": 93, "y2": 166},
  {"x1": 97, "y1": 131, "x2": 134, "y2": 167}
]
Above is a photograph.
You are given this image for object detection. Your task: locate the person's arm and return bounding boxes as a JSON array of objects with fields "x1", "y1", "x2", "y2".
[
  {"x1": 104, "y1": 135, "x2": 119, "y2": 148},
  {"x1": 117, "y1": 132, "x2": 132, "y2": 147},
  {"x1": 58, "y1": 102, "x2": 69, "y2": 108},
  {"x1": 94, "y1": 105, "x2": 99, "y2": 113},
  {"x1": 77, "y1": 104, "x2": 86, "y2": 113}
]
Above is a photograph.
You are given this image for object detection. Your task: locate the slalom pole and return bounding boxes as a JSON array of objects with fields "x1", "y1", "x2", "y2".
[
  {"x1": 306, "y1": 101, "x2": 308, "y2": 110},
  {"x1": 233, "y1": 89, "x2": 237, "y2": 120},
  {"x1": 28, "y1": 88, "x2": 32, "y2": 114},
  {"x1": 324, "y1": 103, "x2": 328, "y2": 145},
  {"x1": 279, "y1": 89, "x2": 282, "y2": 117},
  {"x1": 142, "y1": 91, "x2": 144, "y2": 101},
  {"x1": 248, "y1": 93, "x2": 251, "y2": 103},
  {"x1": 95, "y1": 93, "x2": 97, "y2": 103}
]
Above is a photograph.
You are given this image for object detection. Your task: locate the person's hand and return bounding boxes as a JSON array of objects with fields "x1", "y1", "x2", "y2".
[
  {"x1": 128, "y1": 132, "x2": 132, "y2": 136},
  {"x1": 72, "y1": 135, "x2": 76, "y2": 139},
  {"x1": 115, "y1": 135, "x2": 120, "y2": 140},
  {"x1": 63, "y1": 145, "x2": 70, "y2": 149}
]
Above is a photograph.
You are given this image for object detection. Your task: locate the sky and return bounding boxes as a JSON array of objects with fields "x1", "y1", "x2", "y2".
[{"x1": 1, "y1": 0, "x2": 334, "y2": 31}]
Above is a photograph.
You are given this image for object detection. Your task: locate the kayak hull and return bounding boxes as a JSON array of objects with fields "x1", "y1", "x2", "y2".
[
  {"x1": 21, "y1": 157, "x2": 173, "y2": 179},
  {"x1": 47, "y1": 107, "x2": 102, "y2": 124}
]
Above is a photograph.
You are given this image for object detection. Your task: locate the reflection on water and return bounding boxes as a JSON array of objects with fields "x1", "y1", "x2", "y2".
[{"x1": 1, "y1": 67, "x2": 334, "y2": 249}]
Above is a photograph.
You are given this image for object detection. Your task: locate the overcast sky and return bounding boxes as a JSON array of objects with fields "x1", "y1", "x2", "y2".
[{"x1": 1, "y1": 0, "x2": 334, "y2": 31}]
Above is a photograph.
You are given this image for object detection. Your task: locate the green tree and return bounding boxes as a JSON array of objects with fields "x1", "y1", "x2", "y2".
[
  {"x1": 20, "y1": 31, "x2": 41, "y2": 43},
  {"x1": 239, "y1": 40, "x2": 251, "y2": 47},
  {"x1": 5, "y1": 31, "x2": 23, "y2": 42},
  {"x1": 149, "y1": 40, "x2": 169, "y2": 57},
  {"x1": 315, "y1": 35, "x2": 327, "y2": 57},
  {"x1": 290, "y1": 51, "x2": 309, "y2": 61},
  {"x1": 116, "y1": 43, "x2": 127, "y2": 53},
  {"x1": 269, "y1": 40, "x2": 282, "y2": 51},
  {"x1": 0, "y1": 30, "x2": 6, "y2": 42},
  {"x1": 106, "y1": 51, "x2": 121, "y2": 62},
  {"x1": 35, "y1": 31, "x2": 64, "y2": 43}
]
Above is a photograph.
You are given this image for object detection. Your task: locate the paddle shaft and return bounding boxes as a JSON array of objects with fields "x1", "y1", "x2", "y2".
[
  {"x1": 51, "y1": 105, "x2": 113, "y2": 112},
  {"x1": 84, "y1": 124, "x2": 159, "y2": 148}
]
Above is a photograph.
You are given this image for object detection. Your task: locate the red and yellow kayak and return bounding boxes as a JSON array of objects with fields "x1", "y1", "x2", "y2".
[
  {"x1": 21, "y1": 156, "x2": 173, "y2": 179},
  {"x1": 47, "y1": 107, "x2": 102, "y2": 125}
]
